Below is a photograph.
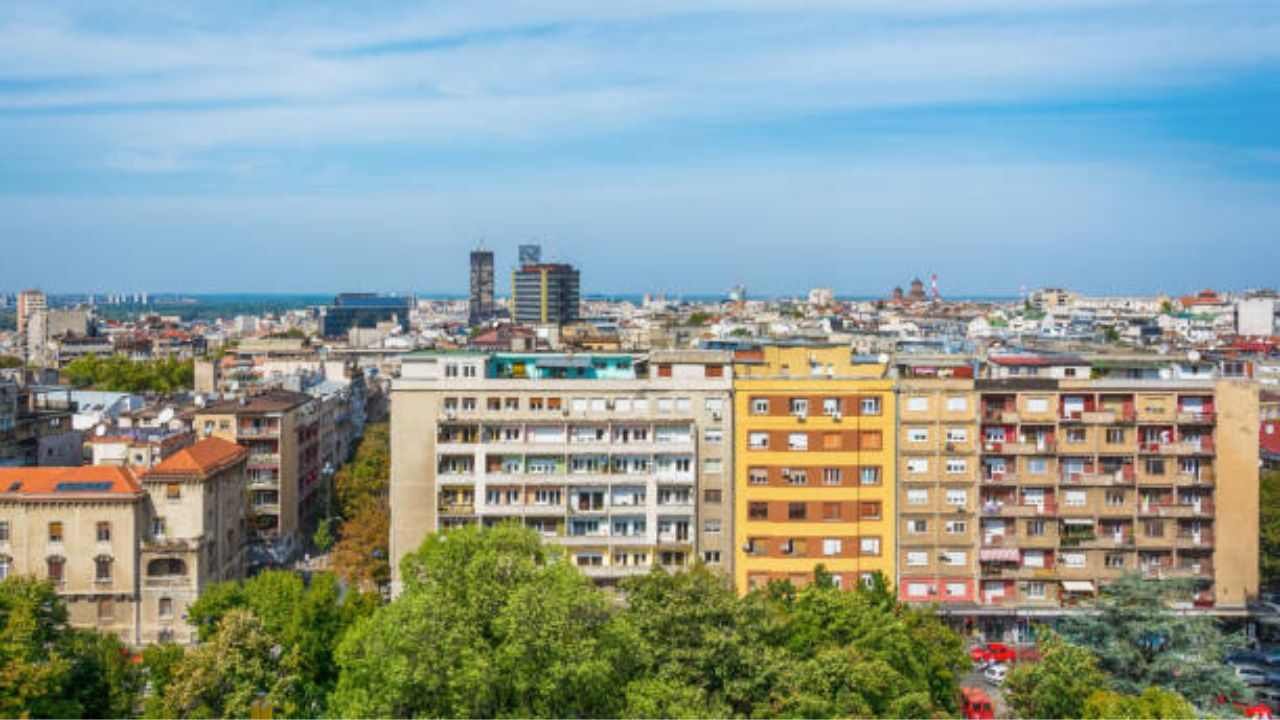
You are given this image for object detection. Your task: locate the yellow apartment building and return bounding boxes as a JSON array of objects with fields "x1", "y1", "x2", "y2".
[{"x1": 733, "y1": 345, "x2": 896, "y2": 592}]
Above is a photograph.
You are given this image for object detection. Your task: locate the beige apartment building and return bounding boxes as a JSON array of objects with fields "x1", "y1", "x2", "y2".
[
  {"x1": 138, "y1": 437, "x2": 248, "y2": 644},
  {"x1": 894, "y1": 359, "x2": 982, "y2": 605},
  {"x1": 390, "y1": 350, "x2": 734, "y2": 595},
  {"x1": 0, "y1": 439, "x2": 249, "y2": 645},
  {"x1": 195, "y1": 390, "x2": 321, "y2": 550}
]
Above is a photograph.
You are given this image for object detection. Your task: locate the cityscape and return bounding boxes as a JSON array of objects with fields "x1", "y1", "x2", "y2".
[{"x1": 4, "y1": 1, "x2": 1280, "y2": 719}]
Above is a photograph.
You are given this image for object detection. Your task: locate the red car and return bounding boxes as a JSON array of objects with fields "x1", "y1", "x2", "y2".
[
  {"x1": 970, "y1": 642, "x2": 1017, "y2": 664},
  {"x1": 961, "y1": 688, "x2": 995, "y2": 720}
]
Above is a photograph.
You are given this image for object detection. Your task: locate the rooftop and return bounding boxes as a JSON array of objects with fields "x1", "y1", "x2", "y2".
[
  {"x1": 144, "y1": 436, "x2": 247, "y2": 479},
  {"x1": 0, "y1": 466, "x2": 142, "y2": 498},
  {"x1": 200, "y1": 389, "x2": 312, "y2": 414}
]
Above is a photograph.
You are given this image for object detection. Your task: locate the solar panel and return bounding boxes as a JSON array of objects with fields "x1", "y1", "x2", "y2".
[{"x1": 55, "y1": 481, "x2": 114, "y2": 492}]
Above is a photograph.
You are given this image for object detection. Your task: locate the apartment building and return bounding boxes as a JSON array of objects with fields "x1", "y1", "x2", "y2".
[
  {"x1": 895, "y1": 359, "x2": 981, "y2": 605},
  {"x1": 390, "y1": 350, "x2": 733, "y2": 595},
  {"x1": 194, "y1": 390, "x2": 321, "y2": 553},
  {"x1": 732, "y1": 345, "x2": 896, "y2": 593},
  {"x1": 0, "y1": 466, "x2": 145, "y2": 642},
  {"x1": 969, "y1": 362, "x2": 1259, "y2": 638},
  {"x1": 138, "y1": 437, "x2": 248, "y2": 644}
]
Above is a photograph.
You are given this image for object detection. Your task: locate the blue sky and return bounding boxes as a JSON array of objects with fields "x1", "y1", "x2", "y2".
[{"x1": 1, "y1": 0, "x2": 1278, "y2": 296}]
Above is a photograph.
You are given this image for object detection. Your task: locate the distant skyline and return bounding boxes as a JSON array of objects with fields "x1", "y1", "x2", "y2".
[{"x1": 2, "y1": 1, "x2": 1278, "y2": 295}]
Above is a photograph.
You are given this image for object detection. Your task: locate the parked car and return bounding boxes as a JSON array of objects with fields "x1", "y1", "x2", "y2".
[
  {"x1": 1231, "y1": 650, "x2": 1269, "y2": 666},
  {"x1": 983, "y1": 664, "x2": 1008, "y2": 686},
  {"x1": 1237, "y1": 665, "x2": 1269, "y2": 687},
  {"x1": 985, "y1": 642, "x2": 1017, "y2": 663},
  {"x1": 960, "y1": 687, "x2": 995, "y2": 720},
  {"x1": 1255, "y1": 688, "x2": 1280, "y2": 708}
]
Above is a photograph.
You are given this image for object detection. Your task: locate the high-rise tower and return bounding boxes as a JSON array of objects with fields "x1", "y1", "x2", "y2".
[{"x1": 469, "y1": 250, "x2": 495, "y2": 325}]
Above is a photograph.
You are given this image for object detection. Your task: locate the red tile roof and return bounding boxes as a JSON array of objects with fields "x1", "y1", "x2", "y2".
[
  {"x1": 1263, "y1": 422, "x2": 1280, "y2": 458},
  {"x1": 144, "y1": 437, "x2": 246, "y2": 479},
  {"x1": 0, "y1": 466, "x2": 142, "y2": 498}
]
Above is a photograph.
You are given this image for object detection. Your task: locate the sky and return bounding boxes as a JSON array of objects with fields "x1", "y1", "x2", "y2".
[{"x1": 1, "y1": 0, "x2": 1278, "y2": 297}]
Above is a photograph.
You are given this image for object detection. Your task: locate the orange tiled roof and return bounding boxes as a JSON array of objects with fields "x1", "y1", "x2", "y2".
[
  {"x1": 0, "y1": 466, "x2": 143, "y2": 497},
  {"x1": 144, "y1": 437, "x2": 246, "y2": 479}
]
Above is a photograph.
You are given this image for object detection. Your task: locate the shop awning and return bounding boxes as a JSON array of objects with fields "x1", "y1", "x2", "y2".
[
  {"x1": 980, "y1": 548, "x2": 1020, "y2": 562},
  {"x1": 1061, "y1": 580, "x2": 1096, "y2": 593}
]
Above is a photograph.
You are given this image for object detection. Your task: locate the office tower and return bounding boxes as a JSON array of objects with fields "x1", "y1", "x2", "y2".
[
  {"x1": 469, "y1": 250, "x2": 495, "y2": 325},
  {"x1": 320, "y1": 293, "x2": 413, "y2": 339},
  {"x1": 17, "y1": 289, "x2": 46, "y2": 335},
  {"x1": 518, "y1": 244, "x2": 542, "y2": 266},
  {"x1": 388, "y1": 350, "x2": 735, "y2": 596},
  {"x1": 733, "y1": 345, "x2": 896, "y2": 592},
  {"x1": 512, "y1": 263, "x2": 580, "y2": 326}
]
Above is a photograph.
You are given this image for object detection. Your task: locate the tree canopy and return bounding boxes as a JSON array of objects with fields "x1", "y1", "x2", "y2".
[
  {"x1": 1262, "y1": 469, "x2": 1280, "y2": 587},
  {"x1": 62, "y1": 354, "x2": 194, "y2": 393},
  {"x1": 330, "y1": 523, "x2": 969, "y2": 719}
]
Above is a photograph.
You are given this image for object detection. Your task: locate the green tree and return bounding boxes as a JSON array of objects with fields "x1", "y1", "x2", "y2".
[
  {"x1": 331, "y1": 523, "x2": 623, "y2": 718},
  {"x1": 1005, "y1": 629, "x2": 1111, "y2": 719},
  {"x1": 334, "y1": 422, "x2": 389, "y2": 518},
  {"x1": 330, "y1": 499, "x2": 390, "y2": 591},
  {"x1": 1082, "y1": 687, "x2": 1196, "y2": 719},
  {"x1": 140, "y1": 643, "x2": 187, "y2": 718},
  {"x1": 1056, "y1": 574, "x2": 1245, "y2": 707},
  {"x1": 313, "y1": 518, "x2": 336, "y2": 553},
  {"x1": 62, "y1": 354, "x2": 194, "y2": 392},
  {"x1": 158, "y1": 609, "x2": 301, "y2": 718},
  {"x1": 61, "y1": 628, "x2": 142, "y2": 718},
  {"x1": 1262, "y1": 469, "x2": 1280, "y2": 586}
]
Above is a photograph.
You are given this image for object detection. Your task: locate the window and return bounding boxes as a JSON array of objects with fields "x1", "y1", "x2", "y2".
[
  {"x1": 788, "y1": 433, "x2": 808, "y2": 451},
  {"x1": 822, "y1": 467, "x2": 843, "y2": 486},
  {"x1": 822, "y1": 502, "x2": 842, "y2": 520},
  {"x1": 704, "y1": 429, "x2": 724, "y2": 444},
  {"x1": 820, "y1": 432, "x2": 841, "y2": 450},
  {"x1": 860, "y1": 501, "x2": 882, "y2": 520},
  {"x1": 860, "y1": 466, "x2": 881, "y2": 486},
  {"x1": 945, "y1": 582, "x2": 967, "y2": 598},
  {"x1": 159, "y1": 597, "x2": 174, "y2": 618},
  {"x1": 1065, "y1": 490, "x2": 1087, "y2": 507},
  {"x1": 657, "y1": 364, "x2": 672, "y2": 378},
  {"x1": 946, "y1": 396, "x2": 968, "y2": 412},
  {"x1": 907, "y1": 427, "x2": 929, "y2": 443},
  {"x1": 1024, "y1": 581, "x2": 1046, "y2": 599},
  {"x1": 1144, "y1": 520, "x2": 1164, "y2": 537},
  {"x1": 1105, "y1": 553, "x2": 1126, "y2": 568},
  {"x1": 0, "y1": 521, "x2": 9, "y2": 542},
  {"x1": 946, "y1": 458, "x2": 967, "y2": 474},
  {"x1": 790, "y1": 398, "x2": 809, "y2": 415},
  {"x1": 152, "y1": 517, "x2": 166, "y2": 538},
  {"x1": 907, "y1": 458, "x2": 929, "y2": 474},
  {"x1": 444, "y1": 363, "x2": 458, "y2": 378},
  {"x1": 487, "y1": 397, "x2": 501, "y2": 411},
  {"x1": 166, "y1": 483, "x2": 181, "y2": 500},
  {"x1": 788, "y1": 503, "x2": 807, "y2": 520},
  {"x1": 822, "y1": 538, "x2": 843, "y2": 556},
  {"x1": 98, "y1": 598, "x2": 113, "y2": 621},
  {"x1": 1027, "y1": 458, "x2": 1048, "y2": 475},
  {"x1": 907, "y1": 489, "x2": 928, "y2": 505},
  {"x1": 945, "y1": 520, "x2": 967, "y2": 534},
  {"x1": 704, "y1": 489, "x2": 722, "y2": 504},
  {"x1": 751, "y1": 398, "x2": 770, "y2": 415},
  {"x1": 704, "y1": 364, "x2": 724, "y2": 378},
  {"x1": 703, "y1": 458, "x2": 723, "y2": 474},
  {"x1": 907, "y1": 396, "x2": 928, "y2": 412},
  {"x1": 748, "y1": 432, "x2": 769, "y2": 449},
  {"x1": 1105, "y1": 491, "x2": 1125, "y2": 507},
  {"x1": 859, "y1": 537, "x2": 881, "y2": 556},
  {"x1": 1022, "y1": 550, "x2": 1045, "y2": 568},
  {"x1": 1145, "y1": 458, "x2": 1166, "y2": 475},
  {"x1": 505, "y1": 397, "x2": 519, "y2": 411},
  {"x1": 1026, "y1": 519, "x2": 1046, "y2": 536},
  {"x1": 48, "y1": 522, "x2": 63, "y2": 543},
  {"x1": 941, "y1": 551, "x2": 966, "y2": 566},
  {"x1": 675, "y1": 397, "x2": 691, "y2": 413},
  {"x1": 703, "y1": 520, "x2": 721, "y2": 534},
  {"x1": 748, "y1": 502, "x2": 768, "y2": 520},
  {"x1": 0, "y1": 556, "x2": 9, "y2": 580},
  {"x1": 461, "y1": 397, "x2": 477, "y2": 411},
  {"x1": 656, "y1": 398, "x2": 673, "y2": 414},
  {"x1": 822, "y1": 397, "x2": 841, "y2": 416},
  {"x1": 908, "y1": 519, "x2": 928, "y2": 534},
  {"x1": 907, "y1": 582, "x2": 930, "y2": 598},
  {"x1": 95, "y1": 556, "x2": 113, "y2": 582},
  {"x1": 861, "y1": 397, "x2": 880, "y2": 415},
  {"x1": 906, "y1": 551, "x2": 928, "y2": 566},
  {"x1": 703, "y1": 550, "x2": 722, "y2": 564},
  {"x1": 1061, "y1": 552, "x2": 1086, "y2": 568},
  {"x1": 1106, "y1": 428, "x2": 1125, "y2": 444},
  {"x1": 47, "y1": 557, "x2": 65, "y2": 583},
  {"x1": 946, "y1": 428, "x2": 968, "y2": 443},
  {"x1": 748, "y1": 468, "x2": 768, "y2": 485},
  {"x1": 945, "y1": 489, "x2": 967, "y2": 506},
  {"x1": 783, "y1": 468, "x2": 807, "y2": 486},
  {"x1": 1026, "y1": 397, "x2": 1050, "y2": 413},
  {"x1": 860, "y1": 431, "x2": 883, "y2": 450}
]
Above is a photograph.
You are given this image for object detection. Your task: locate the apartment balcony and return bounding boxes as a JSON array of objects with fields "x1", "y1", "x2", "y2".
[
  {"x1": 569, "y1": 504, "x2": 608, "y2": 516},
  {"x1": 1176, "y1": 411, "x2": 1216, "y2": 425},
  {"x1": 247, "y1": 476, "x2": 280, "y2": 490},
  {"x1": 1061, "y1": 468, "x2": 1135, "y2": 486},
  {"x1": 580, "y1": 564, "x2": 653, "y2": 579},
  {"x1": 1003, "y1": 566, "x2": 1059, "y2": 581},
  {"x1": 1165, "y1": 560, "x2": 1214, "y2": 579},
  {"x1": 560, "y1": 533, "x2": 612, "y2": 546},
  {"x1": 982, "y1": 409, "x2": 1020, "y2": 424},
  {"x1": 1138, "y1": 501, "x2": 1214, "y2": 518},
  {"x1": 1020, "y1": 533, "x2": 1060, "y2": 549},
  {"x1": 439, "y1": 503, "x2": 476, "y2": 515},
  {"x1": 252, "y1": 502, "x2": 281, "y2": 515},
  {"x1": 237, "y1": 425, "x2": 280, "y2": 438},
  {"x1": 1138, "y1": 563, "x2": 1176, "y2": 580},
  {"x1": 981, "y1": 502, "x2": 1058, "y2": 518},
  {"x1": 1140, "y1": 440, "x2": 1215, "y2": 456},
  {"x1": 438, "y1": 473, "x2": 479, "y2": 485},
  {"x1": 981, "y1": 473, "x2": 1019, "y2": 485},
  {"x1": 1174, "y1": 532, "x2": 1214, "y2": 549},
  {"x1": 998, "y1": 440, "x2": 1056, "y2": 455},
  {"x1": 246, "y1": 453, "x2": 281, "y2": 468},
  {"x1": 981, "y1": 533, "x2": 1017, "y2": 547},
  {"x1": 144, "y1": 575, "x2": 192, "y2": 589}
]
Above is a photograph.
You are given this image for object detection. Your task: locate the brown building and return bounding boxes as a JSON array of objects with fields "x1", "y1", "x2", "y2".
[{"x1": 194, "y1": 390, "x2": 320, "y2": 553}]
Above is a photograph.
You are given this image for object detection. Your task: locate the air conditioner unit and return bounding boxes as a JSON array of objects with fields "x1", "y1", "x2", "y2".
[{"x1": 711, "y1": 412, "x2": 722, "y2": 421}]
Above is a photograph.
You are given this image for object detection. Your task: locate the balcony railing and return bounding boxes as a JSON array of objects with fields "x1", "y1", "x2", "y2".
[
  {"x1": 238, "y1": 425, "x2": 280, "y2": 437},
  {"x1": 981, "y1": 501, "x2": 1058, "y2": 517},
  {"x1": 1176, "y1": 411, "x2": 1216, "y2": 424}
]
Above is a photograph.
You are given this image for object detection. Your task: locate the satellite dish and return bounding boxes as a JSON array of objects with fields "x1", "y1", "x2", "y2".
[
  {"x1": 95, "y1": 425, "x2": 107, "y2": 437},
  {"x1": 157, "y1": 407, "x2": 175, "y2": 424},
  {"x1": 1188, "y1": 350, "x2": 1202, "y2": 363},
  {"x1": 193, "y1": 394, "x2": 206, "y2": 408},
  {"x1": 877, "y1": 353, "x2": 890, "y2": 364}
]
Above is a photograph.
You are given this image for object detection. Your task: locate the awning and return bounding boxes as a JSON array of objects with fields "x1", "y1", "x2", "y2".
[
  {"x1": 1061, "y1": 580, "x2": 1096, "y2": 593},
  {"x1": 1062, "y1": 518, "x2": 1096, "y2": 526},
  {"x1": 980, "y1": 548, "x2": 1020, "y2": 562}
]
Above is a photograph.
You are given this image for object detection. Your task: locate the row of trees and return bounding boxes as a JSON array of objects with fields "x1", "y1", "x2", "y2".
[
  {"x1": 62, "y1": 354, "x2": 194, "y2": 393},
  {"x1": 324, "y1": 421, "x2": 391, "y2": 590}
]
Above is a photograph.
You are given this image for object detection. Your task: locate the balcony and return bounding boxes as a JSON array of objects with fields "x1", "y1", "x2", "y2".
[
  {"x1": 144, "y1": 575, "x2": 191, "y2": 589},
  {"x1": 1000, "y1": 440, "x2": 1056, "y2": 455},
  {"x1": 1061, "y1": 468, "x2": 1135, "y2": 486},
  {"x1": 1173, "y1": 468, "x2": 1215, "y2": 487},
  {"x1": 1140, "y1": 440, "x2": 1214, "y2": 456},
  {"x1": 1174, "y1": 532, "x2": 1214, "y2": 549},
  {"x1": 439, "y1": 503, "x2": 476, "y2": 515},
  {"x1": 982, "y1": 473, "x2": 1018, "y2": 485},
  {"x1": 246, "y1": 453, "x2": 280, "y2": 468},
  {"x1": 1138, "y1": 500, "x2": 1214, "y2": 518},
  {"x1": 981, "y1": 502, "x2": 1058, "y2": 518},
  {"x1": 982, "y1": 409, "x2": 1020, "y2": 424},
  {"x1": 1165, "y1": 560, "x2": 1214, "y2": 579},
  {"x1": 237, "y1": 425, "x2": 280, "y2": 438},
  {"x1": 1176, "y1": 411, "x2": 1216, "y2": 425}
]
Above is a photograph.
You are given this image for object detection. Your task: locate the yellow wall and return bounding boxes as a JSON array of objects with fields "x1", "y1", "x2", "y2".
[{"x1": 733, "y1": 347, "x2": 895, "y2": 592}]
